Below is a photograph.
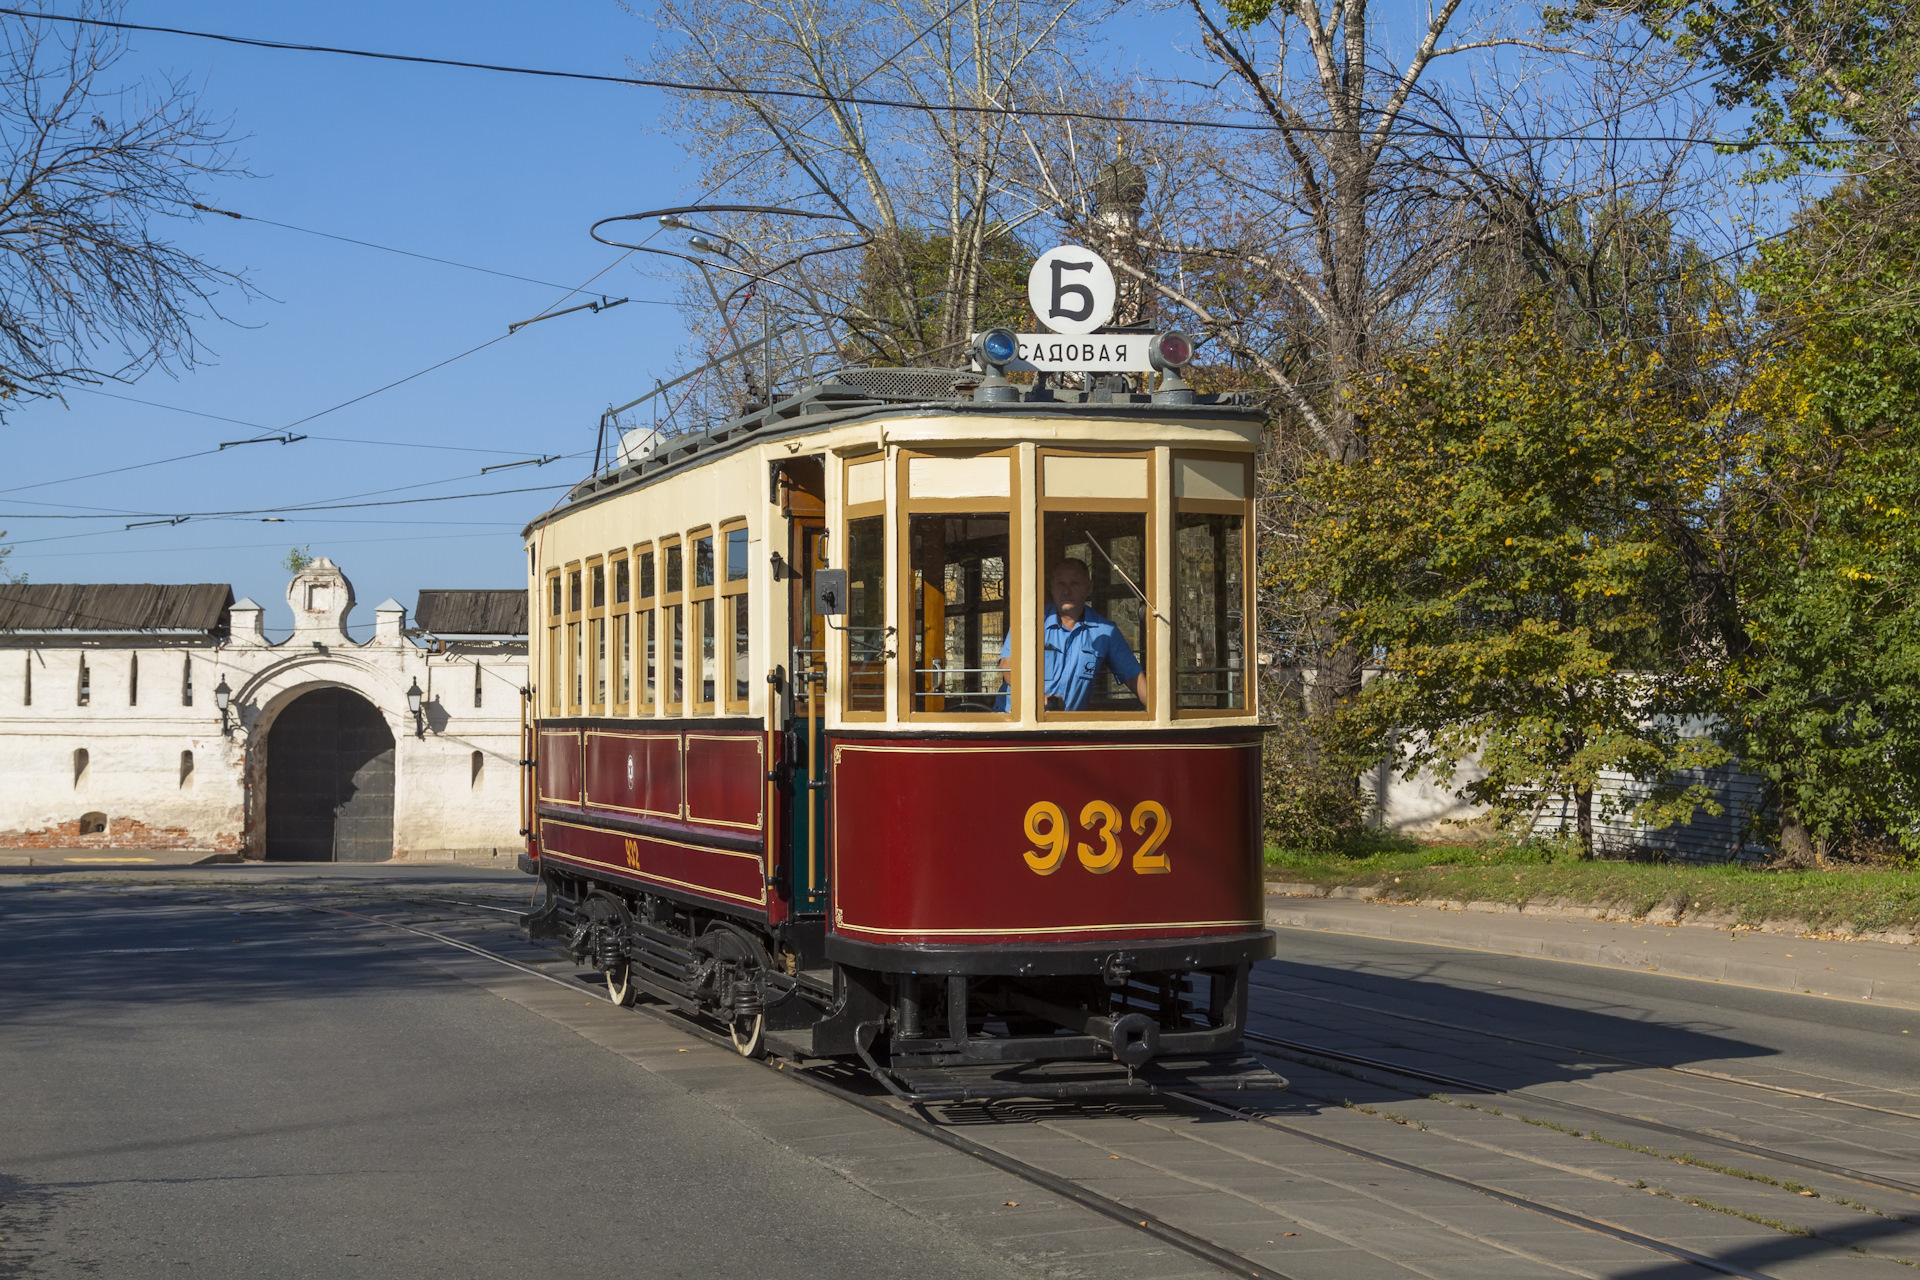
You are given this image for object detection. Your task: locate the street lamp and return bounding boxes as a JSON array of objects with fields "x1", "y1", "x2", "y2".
[
  {"x1": 214, "y1": 677, "x2": 232, "y2": 737},
  {"x1": 406, "y1": 678, "x2": 424, "y2": 738}
]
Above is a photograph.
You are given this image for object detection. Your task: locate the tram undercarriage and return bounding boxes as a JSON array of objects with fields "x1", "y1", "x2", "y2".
[{"x1": 524, "y1": 869, "x2": 1283, "y2": 1101}]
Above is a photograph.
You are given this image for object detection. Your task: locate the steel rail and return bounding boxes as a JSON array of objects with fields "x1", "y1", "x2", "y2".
[
  {"x1": 1248, "y1": 978, "x2": 1920, "y2": 1123},
  {"x1": 304, "y1": 894, "x2": 1810, "y2": 1279},
  {"x1": 1242, "y1": 1028, "x2": 1920, "y2": 1202},
  {"x1": 301, "y1": 899, "x2": 1295, "y2": 1280},
  {"x1": 1168, "y1": 1091, "x2": 1786, "y2": 1280}
]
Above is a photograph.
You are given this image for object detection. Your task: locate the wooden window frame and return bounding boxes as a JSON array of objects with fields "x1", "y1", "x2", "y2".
[
  {"x1": 545, "y1": 568, "x2": 563, "y2": 715},
  {"x1": 635, "y1": 541, "x2": 656, "y2": 715},
  {"x1": 894, "y1": 447, "x2": 1020, "y2": 724},
  {"x1": 610, "y1": 552, "x2": 631, "y2": 714},
  {"x1": 688, "y1": 525, "x2": 717, "y2": 714},
  {"x1": 565, "y1": 561, "x2": 584, "y2": 716},
  {"x1": 842, "y1": 454, "x2": 888, "y2": 722},
  {"x1": 1034, "y1": 447, "x2": 1157, "y2": 724},
  {"x1": 586, "y1": 554, "x2": 608, "y2": 715},
  {"x1": 719, "y1": 517, "x2": 751, "y2": 714},
  {"x1": 1170, "y1": 450, "x2": 1256, "y2": 721},
  {"x1": 660, "y1": 536, "x2": 684, "y2": 715}
]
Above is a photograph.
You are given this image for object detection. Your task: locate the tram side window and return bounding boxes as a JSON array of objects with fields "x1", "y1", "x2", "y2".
[
  {"x1": 692, "y1": 532, "x2": 715, "y2": 710},
  {"x1": 546, "y1": 573, "x2": 561, "y2": 715},
  {"x1": 663, "y1": 543, "x2": 684, "y2": 712},
  {"x1": 589, "y1": 563, "x2": 607, "y2": 710},
  {"x1": 1041, "y1": 512, "x2": 1149, "y2": 712},
  {"x1": 909, "y1": 514, "x2": 1009, "y2": 715},
  {"x1": 638, "y1": 548, "x2": 657, "y2": 712},
  {"x1": 723, "y1": 524, "x2": 750, "y2": 712},
  {"x1": 1174, "y1": 512, "x2": 1247, "y2": 710},
  {"x1": 613, "y1": 558, "x2": 630, "y2": 710},
  {"x1": 567, "y1": 568, "x2": 583, "y2": 713},
  {"x1": 847, "y1": 515, "x2": 886, "y2": 714}
]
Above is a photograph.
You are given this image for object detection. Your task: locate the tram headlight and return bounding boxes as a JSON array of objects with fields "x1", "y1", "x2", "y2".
[
  {"x1": 1149, "y1": 331, "x2": 1196, "y2": 404},
  {"x1": 974, "y1": 327, "x2": 1019, "y2": 370},
  {"x1": 1148, "y1": 331, "x2": 1193, "y2": 372}
]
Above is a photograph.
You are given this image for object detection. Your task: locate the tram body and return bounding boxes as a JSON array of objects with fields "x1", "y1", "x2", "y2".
[{"x1": 520, "y1": 367, "x2": 1276, "y2": 1098}]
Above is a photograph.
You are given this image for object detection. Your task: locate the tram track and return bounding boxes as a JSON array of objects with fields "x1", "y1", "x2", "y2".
[
  {"x1": 1240, "y1": 1026, "x2": 1920, "y2": 1204},
  {"x1": 301, "y1": 891, "x2": 1819, "y2": 1280}
]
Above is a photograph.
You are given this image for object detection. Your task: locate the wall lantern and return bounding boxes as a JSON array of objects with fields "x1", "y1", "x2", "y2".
[
  {"x1": 214, "y1": 676, "x2": 232, "y2": 738},
  {"x1": 406, "y1": 677, "x2": 425, "y2": 738}
]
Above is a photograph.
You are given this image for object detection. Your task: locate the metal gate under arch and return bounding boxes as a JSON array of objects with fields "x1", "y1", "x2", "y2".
[{"x1": 264, "y1": 686, "x2": 395, "y2": 862}]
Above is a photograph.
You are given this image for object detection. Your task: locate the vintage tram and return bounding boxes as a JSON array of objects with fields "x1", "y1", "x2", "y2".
[{"x1": 519, "y1": 338, "x2": 1277, "y2": 1099}]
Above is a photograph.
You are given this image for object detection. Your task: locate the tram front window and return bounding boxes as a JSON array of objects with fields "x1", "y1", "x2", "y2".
[
  {"x1": 1174, "y1": 511, "x2": 1246, "y2": 710},
  {"x1": 1037, "y1": 512, "x2": 1149, "y2": 712},
  {"x1": 910, "y1": 513, "x2": 1008, "y2": 714},
  {"x1": 846, "y1": 515, "x2": 886, "y2": 713}
]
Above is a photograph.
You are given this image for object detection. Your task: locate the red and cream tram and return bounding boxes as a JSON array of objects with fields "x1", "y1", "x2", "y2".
[{"x1": 520, "y1": 339, "x2": 1277, "y2": 1098}]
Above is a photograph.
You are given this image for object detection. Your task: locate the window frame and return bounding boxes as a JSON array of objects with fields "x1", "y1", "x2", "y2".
[
  {"x1": 893, "y1": 447, "x2": 1020, "y2": 724},
  {"x1": 634, "y1": 541, "x2": 657, "y2": 714},
  {"x1": 1170, "y1": 450, "x2": 1256, "y2": 721},
  {"x1": 586, "y1": 554, "x2": 608, "y2": 715},
  {"x1": 545, "y1": 568, "x2": 563, "y2": 715},
  {"x1": 610, "y1": 551, "x2": 631, "y2": 714},
  {"x1": 659, "y1": 536, "x2": 684, "y2": 715},
  {"x1": 842, "y1": 453, "x2": 888, "y2": 722},
  {"x1": 719, "y1": 517, "x2": 751, "y2": 714},
  {"x1": 1034, "y1": 447, "x2": 1157, "y2": 724},
  {"x1": 688, "y1": 524, "x2": 717, "y2": 713},
  {"x1": 564, "y1": 561, "x2": 583, "y2": 716}
]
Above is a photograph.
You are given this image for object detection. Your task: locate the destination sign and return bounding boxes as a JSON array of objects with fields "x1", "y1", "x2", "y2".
[{"x1": 1004, "y1": 334, "x2": 1151, "y2": 373}]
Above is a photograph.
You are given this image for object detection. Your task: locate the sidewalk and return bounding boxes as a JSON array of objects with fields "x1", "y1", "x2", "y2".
[
  {"x1": 0, "y1": 848, "x2": 241, "y2": 869},
  {"x1": 1267, "y1": 892, "x2": 1920, "y2": 1010}
]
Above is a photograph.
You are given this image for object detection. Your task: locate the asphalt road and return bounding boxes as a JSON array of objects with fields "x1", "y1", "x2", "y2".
[
  {"x1": 5, "y1": 865, "x2": 1918, "y2": 1280},
  {"x1": 1261, "y1": 925, "x2": 1919, "y2": 1093},
  {"x1": 0, "y1": 869, "x2": 1023, "y2": 1280}
]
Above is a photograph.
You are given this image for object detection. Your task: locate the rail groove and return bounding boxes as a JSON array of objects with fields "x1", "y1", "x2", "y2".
[{"x1": 307, "y1": 896, "x2": 1802, "y2": 1280}]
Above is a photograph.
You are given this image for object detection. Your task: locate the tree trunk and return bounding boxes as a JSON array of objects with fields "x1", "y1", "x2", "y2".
[
  {"x1": 1575, "y1": 784, "x2": 1594, "y2": 859},
  {"x1": 1776, "y1": 805, "x2": 1823, "y2": 868}
]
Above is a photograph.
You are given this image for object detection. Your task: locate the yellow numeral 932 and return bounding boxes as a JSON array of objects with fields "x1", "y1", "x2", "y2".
[{"x1": 1023, "y1": 800, "x2": 1171, "y2": 876}]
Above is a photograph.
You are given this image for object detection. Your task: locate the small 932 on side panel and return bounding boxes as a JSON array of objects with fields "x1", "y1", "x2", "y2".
[{"x1": 519, "y1": 340, "x2": 1280, "y2": 1102}]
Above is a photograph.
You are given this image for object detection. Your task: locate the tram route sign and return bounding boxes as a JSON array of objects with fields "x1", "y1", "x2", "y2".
[
  {"x1": 1002, "y1": 334, "x2": 1151, "y2": 373},
  {"x1": 1028, "y1": 245, "x2": 1116, "y2": 336}
]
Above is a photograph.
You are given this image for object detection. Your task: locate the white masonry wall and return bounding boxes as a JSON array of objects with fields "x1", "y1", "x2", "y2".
[{"x1": 0, "y1": 559, "x2": 527, "y2": 861}]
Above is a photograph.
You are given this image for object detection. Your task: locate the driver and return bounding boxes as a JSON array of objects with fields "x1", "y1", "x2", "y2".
[{"x1": 997, "y1": 558, "x2": 1146, "y2": 711}]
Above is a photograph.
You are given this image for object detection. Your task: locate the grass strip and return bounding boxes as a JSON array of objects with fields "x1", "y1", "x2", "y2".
[{"x1": 1267, "y1": 839, "x2": 1920, "y2": 935}]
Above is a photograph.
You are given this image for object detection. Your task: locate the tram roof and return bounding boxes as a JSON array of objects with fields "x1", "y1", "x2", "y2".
[{"x1": 525, "y1": 367, "x2": 1262, "y2": 537}]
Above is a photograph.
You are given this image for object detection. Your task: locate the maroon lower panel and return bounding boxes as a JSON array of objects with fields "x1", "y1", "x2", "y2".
[
  {"x1": 537, "y1": 729, "x2": 581, "y2": 806},
  {"x1": 539, "y1": 816, "x2": 766, "y2": 910},
  {"x1": 829, "y1": 734, "x2": 1262, "y2": 946},
  {"x1": 686, "y1": 733, "x2": 765, "y2": 829},
  {"x1": 585, "y1": 730, "x2": 683, "y2": 818}
]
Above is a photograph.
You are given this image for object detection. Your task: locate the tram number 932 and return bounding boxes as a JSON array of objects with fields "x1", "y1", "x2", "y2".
[{"x1": 1022, "y1": 800, "x2": 1171, "y2": 876}]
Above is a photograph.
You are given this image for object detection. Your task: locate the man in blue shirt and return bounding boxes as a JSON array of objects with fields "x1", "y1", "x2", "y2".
[{"x1": 998, "y1": 558, "x2": 1147, "y2": 711}]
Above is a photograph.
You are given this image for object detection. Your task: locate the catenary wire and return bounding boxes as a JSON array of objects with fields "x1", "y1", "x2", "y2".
[
  {"x1": 189, "y1": 202, "x2": 679, "y2": 302},
  {"x1": 0, "y1": 6, "x2": 1859, "y2": 147},
  {"x1": 79, "y1": 388, "x2": 567, "y2": 457}
]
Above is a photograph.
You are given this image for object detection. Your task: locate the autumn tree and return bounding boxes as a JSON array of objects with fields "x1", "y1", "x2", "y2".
[{"x1": 1290, "y1": 318, "x2": 1731, "y2": 855}]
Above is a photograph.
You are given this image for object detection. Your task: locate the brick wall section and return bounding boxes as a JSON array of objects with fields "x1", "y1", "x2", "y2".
[{"x1": 0, "y1": 816, "x2": 240, "y2": 852}]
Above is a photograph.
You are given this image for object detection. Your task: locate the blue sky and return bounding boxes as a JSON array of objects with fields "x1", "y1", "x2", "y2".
[
  {"x1": 0, "y1": 2, "x2": 1747, "y2": 637},
  {"x1": 4, "y1": 1, "x2": 698, "y2": 636}
]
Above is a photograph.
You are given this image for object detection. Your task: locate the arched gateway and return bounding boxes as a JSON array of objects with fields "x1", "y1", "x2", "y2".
[{"x1": 264, "y1": 686, "x2": 395, "y2": 862}]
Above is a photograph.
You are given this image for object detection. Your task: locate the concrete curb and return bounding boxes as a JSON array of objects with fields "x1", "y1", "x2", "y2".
[{"x1": 1266, "y1": 892, "x2": 1920, "y2": 1010}]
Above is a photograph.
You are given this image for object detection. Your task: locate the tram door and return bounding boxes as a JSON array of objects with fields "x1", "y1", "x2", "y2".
[{"x1": 784, "y1": 460, "x2": 830, "y2": 915}]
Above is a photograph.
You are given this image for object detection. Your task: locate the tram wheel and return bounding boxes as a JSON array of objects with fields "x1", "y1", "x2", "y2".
[
  {"x1": 729, "y1": 1011, "x2": 765, "y2": 1058},
  {"x1": 606, "y1": 963, "x2": 635, "y2": 1007}
]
